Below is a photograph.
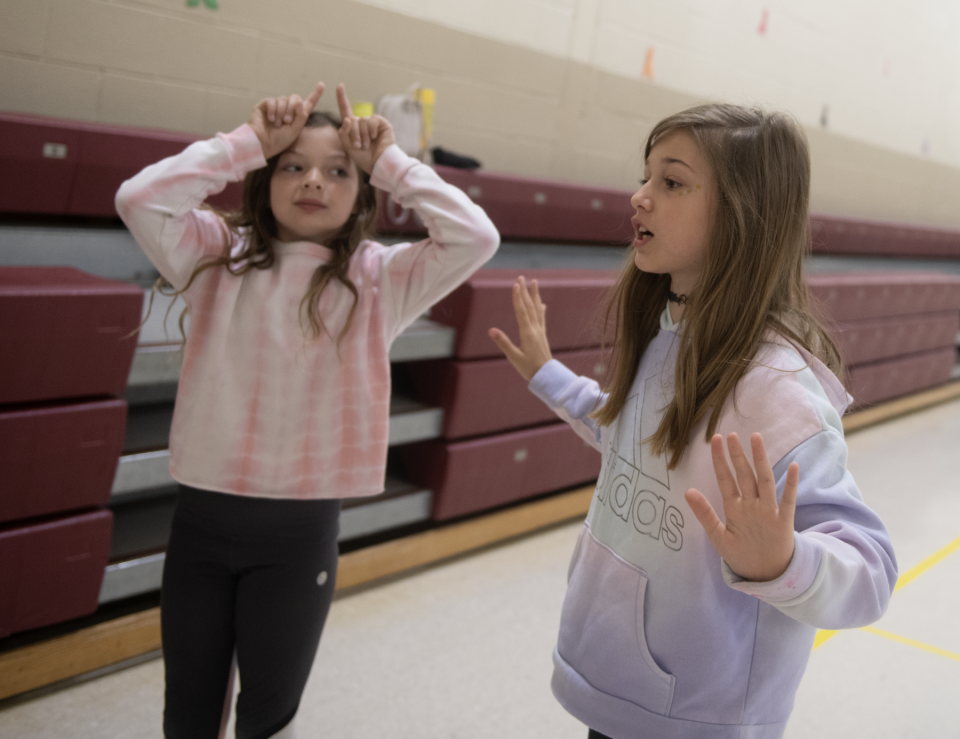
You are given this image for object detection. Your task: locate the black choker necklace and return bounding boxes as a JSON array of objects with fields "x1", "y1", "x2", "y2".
[{"x1": 668, "y1": 291, "x2": 688, "y2": 305}]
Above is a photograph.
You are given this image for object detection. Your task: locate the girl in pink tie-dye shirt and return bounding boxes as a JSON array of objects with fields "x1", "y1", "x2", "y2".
[{"x1": 116, "y1": 82, "x2": 499, "y2": 739}]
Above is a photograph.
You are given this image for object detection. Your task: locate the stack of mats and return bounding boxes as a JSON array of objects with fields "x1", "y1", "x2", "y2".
[
  {"x1": 0, "y1": 267, "x2": 142, "y2": 637},
  {"x1": 397, "y1": 269, "x2": 614, "y2": 520},
  {"x1": 398, "y1": 269, "x2": 960, "y2": 522},
  {"x1": 809, "y1": 273, "x2": 960, "y2": 407}
]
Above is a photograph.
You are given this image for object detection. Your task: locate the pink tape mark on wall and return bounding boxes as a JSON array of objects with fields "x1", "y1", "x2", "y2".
[
  {"x1": 642, "y1": 47, "x2": 655, "y2": 80},
  {"x1": 758, "y1": 9, "x2": 769, "y2": 35}
]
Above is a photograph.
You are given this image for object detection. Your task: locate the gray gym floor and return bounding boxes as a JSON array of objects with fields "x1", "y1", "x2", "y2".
[{"x1": 2, "y1": 397, "x2": 958, "y2": 738}]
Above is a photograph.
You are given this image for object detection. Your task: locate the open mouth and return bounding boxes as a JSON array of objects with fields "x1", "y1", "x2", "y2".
[{"x1": 635, "y1": 227, "x2": 654, "y2": 245}]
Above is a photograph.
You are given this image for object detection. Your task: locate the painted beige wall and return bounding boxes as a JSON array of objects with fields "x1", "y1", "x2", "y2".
[
  {"x1": 355, "y1": 0, "x2": 960, "y2": 169},
  {"x1": 3, "y1": 0, "x2": 960, "y2": 228}
]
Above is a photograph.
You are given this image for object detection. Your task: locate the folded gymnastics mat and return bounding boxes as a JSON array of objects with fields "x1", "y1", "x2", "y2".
[
  {"x1": 0, "y1": 112, "x2": 80, "y2": 214},
  {"x1": 0, "y1": 509, "x2": 112, "y2": 638},
  {"x1": 377, "y1": 167, "x2": 635, "y2": 244},
  {"x1": 810, "y1": 215, "x2": 960, "y2": 260},
  {"x1": 830, "y1": 311, "x2": 960, "y2": 367},
  {"x1": 397, "y1": 422, "x2": 601, "y2": 520},
  {"x1": 0, "y1": 398, "x2": 127, "y2": 525},
  {"x1": 0, "y1": 266, "x2": 143, "y2": 404},
  {"x1": 846, "y1": 347, "x2": 956, "y2": 408},
  {"x1": 429, "y1": 268, "x2": 617, "y2": 360},
  {"x1": 407, "y1": 347, "x2": 608, "y2": 440},
  {"x1": 807, "y1": 272, "x2": 960, "y2": 323},
  {"x1": 0, "y1": 112, "x2": 240, "y2": 217}
]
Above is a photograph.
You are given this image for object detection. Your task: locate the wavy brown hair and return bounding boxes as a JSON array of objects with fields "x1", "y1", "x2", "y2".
[
  {"x1": 594, "y1": 103, "x2": 843, "y2": 470},
  {"x1": 151, "y1": 111, "x2": 378, "y2": 345}
]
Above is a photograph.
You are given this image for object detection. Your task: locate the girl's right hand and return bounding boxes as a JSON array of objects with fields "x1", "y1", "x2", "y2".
[
  {"x1": 249, "y1": 82, "x2": 325, "y2": 160},
  {"x1": 488, "y1": 276, "x2": 553, "y2": 382}
]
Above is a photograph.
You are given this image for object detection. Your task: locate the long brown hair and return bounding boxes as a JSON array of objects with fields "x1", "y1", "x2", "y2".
[
  {"x1": 151, "y1": 111, "x2": 378, "y2": 345},
  {"x1": 595, "y1": 103, "x2": 843, "y2": 470}
]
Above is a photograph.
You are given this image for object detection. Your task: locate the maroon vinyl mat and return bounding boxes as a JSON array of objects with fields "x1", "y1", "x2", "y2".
[
  {"x1": 397, "y1": 422, "x2": 601, "y2": 520},
  {"x1": 430, "y1": 268, "x2": 617, "y2": 360},
  {"x1": 408, "y1": 347, "x2": 608, "y2": 440},
  {"x1": 377, "y1": 166, "x2": 635, "y2": 244},
  {"x1": 6, "y1": 112, "x2": 960, "y2": 258},
  {"x1": 846, "y1": 347, "x2": 956, "y2": 408},
  {"x1": 807, "y1": 272, "x2": 960, "y2": 323},
  {"x1": 830, "y1": 311, "x2": 960, "y2": 367},
  {"x1": 0, "y1": 112, "x2": 240, "y2": 217},
  {"x1": 0, "y1": 398, "x2": 127, "y2": 524},
  {"x1": 0, "y1": 266, "x2": 143, "y2": 404},
  {"x1": 0, "y1": 509, "x2": 113, "y2": 638},
  {"x1": 810, "y1": 215, "x2": 960, "y2": 259}
]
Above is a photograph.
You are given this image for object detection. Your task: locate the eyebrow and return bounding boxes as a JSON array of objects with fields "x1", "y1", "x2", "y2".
[
  {"x1": 281, "y1": 149, "x2": 350, "y2": 162},
  {"x1": 660, "y1": 157, "x2": 696, "y2": 173}
]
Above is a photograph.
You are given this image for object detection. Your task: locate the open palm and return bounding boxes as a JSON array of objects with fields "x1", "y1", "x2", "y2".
[
  {"x1": 685, "y1": 432, "x2": 798, "y2": 582},
  {"x1": 488, "y1": 276, "x2": 553, "y2": 381}
]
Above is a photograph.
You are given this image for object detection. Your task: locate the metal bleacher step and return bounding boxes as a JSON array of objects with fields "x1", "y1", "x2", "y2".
[
  {"x1": 99, "y1": 477, "x2": 433, "y2": 605},
  {"x1": 125, "y1": 315, "x2": 456, "y2": 404},
  {"x1": 118, "y1": 392, "x2": 443, "y2": 466}
]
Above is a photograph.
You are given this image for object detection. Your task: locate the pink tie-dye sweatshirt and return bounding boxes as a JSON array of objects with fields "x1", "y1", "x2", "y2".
[{"x1": 116, "y1": 124, "x2": 499, "y2": 499}]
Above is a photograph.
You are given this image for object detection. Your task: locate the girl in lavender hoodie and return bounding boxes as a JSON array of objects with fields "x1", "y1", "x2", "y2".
[
  {"x1": 116, "y1": 83, "x2": 498, "y2": 738},
  {"x1": 490, "y1": 104, "x2": 896, "y2": 739}
]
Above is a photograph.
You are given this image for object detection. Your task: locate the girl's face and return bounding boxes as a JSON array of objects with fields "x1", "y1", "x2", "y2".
[
  {"x1": 630, "y1": 131, "x2": 717, "y2": 296},
  {"x1": 270, "y1": 126, "x2": 360, "y2": 245}
]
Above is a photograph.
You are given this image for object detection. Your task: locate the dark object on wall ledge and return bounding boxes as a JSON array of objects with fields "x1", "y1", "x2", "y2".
[{"x1": 431, "y1": 147, "x2": 481, "y2": 170}]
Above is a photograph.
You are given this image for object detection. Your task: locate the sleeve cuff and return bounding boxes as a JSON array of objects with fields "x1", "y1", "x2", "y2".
[
  {"x1": 528, "y1": 359, "x2": 579, "y2": 408},
  {"x1": 370, "y1": 144, "x2": 418, "y2": 193},
  {"x1": 722, "y1": 532, "x2": 823, "y2": 603},
  {"x1": 216, "y1": 124, "x2": 268, "y2": 179}
]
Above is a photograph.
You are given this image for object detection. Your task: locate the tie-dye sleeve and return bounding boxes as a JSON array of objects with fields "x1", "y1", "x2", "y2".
[
  {"x1": 528, "y1": 359, "x2": 607, "y2": 450},
  {"x1": 115, "y1": 125, "x2": 267, "y2": 291},
  {"x1": 368, "y1": 145, "x2": 500, "y2": 338}
]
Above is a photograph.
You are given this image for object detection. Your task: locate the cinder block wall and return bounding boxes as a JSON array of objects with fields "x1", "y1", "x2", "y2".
[{"x1": 3, "y1": 0, "x2": 960, "y2": 228}]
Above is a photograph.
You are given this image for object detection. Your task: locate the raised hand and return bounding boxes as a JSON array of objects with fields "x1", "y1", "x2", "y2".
[
  {"x1": 685, "y1": 433, "x2": 798, "y2": 582},
  {"x1": 335, "y1": 83, "x2": 395, "y2": 174},
  {"x1": 249, "y1": 82, "x2": 325, "y2": 160},
  {"x1": 488, "y1": 276, "x2": 553, "y2": 382}
]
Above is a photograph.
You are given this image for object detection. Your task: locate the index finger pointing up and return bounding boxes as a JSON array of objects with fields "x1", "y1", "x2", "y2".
[
  {"x1": 336, "y1": 83, "x2": 353, "y2": 121},
  {"x1": 303, "y1": 82, "x2": 324, "y2": 115}
]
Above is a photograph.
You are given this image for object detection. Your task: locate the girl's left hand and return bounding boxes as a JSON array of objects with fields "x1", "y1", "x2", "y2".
[
  {"x1": 685, "y1": 432, "x2": 798, "y2": 582},
  {"x1": 335, "y1": 84, "x2": 396, "y2": 174}
]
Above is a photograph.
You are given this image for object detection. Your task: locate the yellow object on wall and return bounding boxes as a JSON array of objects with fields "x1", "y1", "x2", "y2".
[
  {"x1": 352, "y1": 102, "x2": 374, "y2": 118},
  {"x1": 415, "y1": 88, "x2": 435, "y2": 152}
]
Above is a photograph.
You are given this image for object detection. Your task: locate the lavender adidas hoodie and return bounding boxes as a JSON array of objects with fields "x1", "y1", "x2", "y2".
[{"x1": 529, "y1": 310, "x2": 897, "y2": 739}]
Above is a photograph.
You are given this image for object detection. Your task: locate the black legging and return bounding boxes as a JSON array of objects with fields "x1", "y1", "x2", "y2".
[{"x1": 161, "y1": 485, "x2": 341, "y2": 739}]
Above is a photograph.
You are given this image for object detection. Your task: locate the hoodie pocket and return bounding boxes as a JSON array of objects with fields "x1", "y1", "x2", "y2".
[{"x1": 558, "y1": 527, "x2": 675, "y2": 716}]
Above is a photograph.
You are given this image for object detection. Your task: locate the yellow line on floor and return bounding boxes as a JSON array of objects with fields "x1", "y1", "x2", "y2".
[
  {"x1": 813, "y1": 630, "x2": 838, "y2": 649},
  {"x1": 862, "y1": 626, "x2": 960, "y2": 663},
  {"x1": 893, "y1": 533, "x2": 960, "y2": 593},
  {"x1": 813, "y1": 533, "x2": 960, "y2": 651}
]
